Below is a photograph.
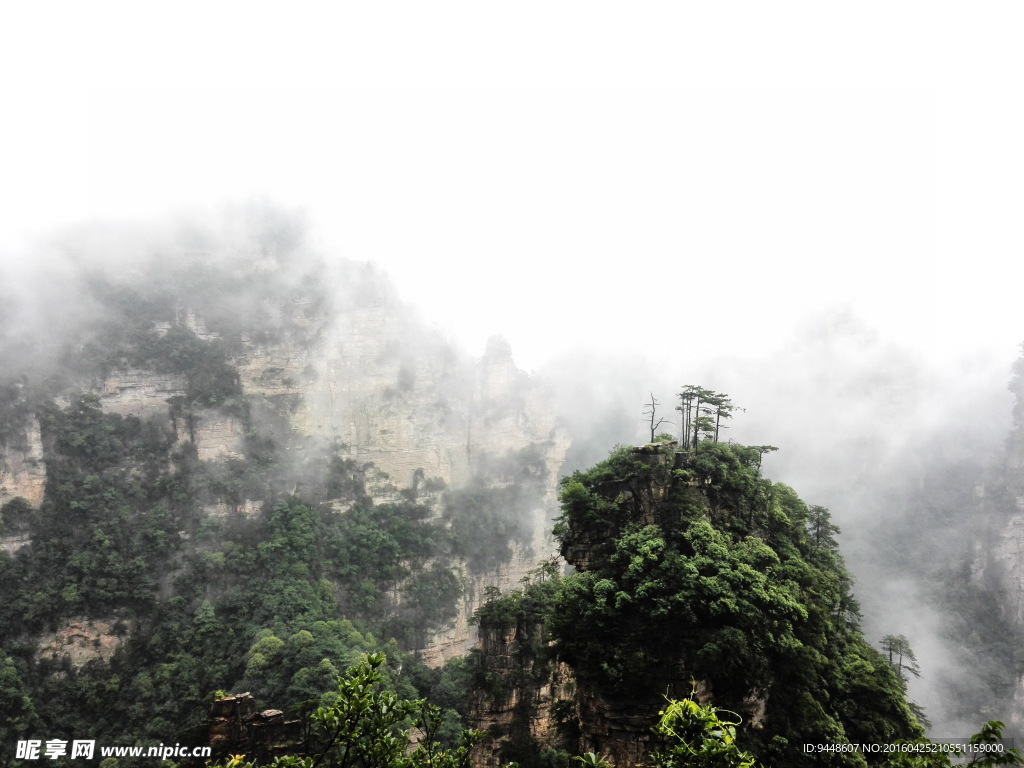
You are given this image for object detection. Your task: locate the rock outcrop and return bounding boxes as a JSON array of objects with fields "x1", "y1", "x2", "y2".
[
  {"x1": 0, "y1": 415, "x2": 46, "y2": 509},
  {"x1": 207, "y1": 693, "x2": 303, "y2": 764},
  {"x1": 35, "y1": 617, "x2": 125, "y2": 668},
  {"x1": 470, "y1": 624, "x2": 575, "y2": 768},
  {"x1": 949, "y1": 361, "x2": 1024, "y2": 734}
]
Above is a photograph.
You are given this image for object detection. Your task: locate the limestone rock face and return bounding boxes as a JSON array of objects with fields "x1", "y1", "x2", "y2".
[
  {"x1": 98, "y1": 369, "x2": 187, "y2": 419},
  {"x1": 0, "y1": 531, "x2": 31, "y2": 554},
  {"x1": 46, "y1": 288, "x2": 568, "y2": 667},
  {"x1": 470, "y1": 624, "x2": 576, "y2": 768},
  {"x1": 419, "y1": 543, "x2": 548, "y2": 668},
  {"x1": 89, "y1": 297, "x2": 568, "y2": 498},
  {"x1": 35, "y1": 617, "x2": 125, "y2": 668},
  {"x1": 0, "y1": 415, "x2": 46, "y2": 509},
  {"x1": 188, "y1": 409, "x2": 246, "y2": 461},
  {"x1": 207, "y1": 693, "x2": 303, "y2": 763},
  {"x1": 966, "y1": 422, "x2": 1024, "y2": 732},
  {"x1": 992, "y1": 508, "x2": 1024, "y2": 624},
  {"x1": 223, "y1": 301, "x2": 571, "y2": 664}
]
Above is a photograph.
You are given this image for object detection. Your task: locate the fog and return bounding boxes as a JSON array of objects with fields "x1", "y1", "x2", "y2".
[{"x1": 4, "y1": 2, "x2": 1024, "y2": 740}]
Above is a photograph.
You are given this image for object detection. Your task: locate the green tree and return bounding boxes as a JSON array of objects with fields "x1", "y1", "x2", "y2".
[
  {"x1": 807, "y1": 504, "x2": 842, "y2": 550},
  {"x1": 677, "y1": 386, "x2": 722, "y2": 449},
  {"x1": 749, "y1": 446, "x2": 778, "y2": 473},
  {"x1": 677, "y1": 385, "x2": 713, "y2": 449},
  {"x1": 880, "y1": 634, "x2": 921, "y2": 682},
  {"x1": 706, "y1": 392, "x2": 739, "y2": 443}
]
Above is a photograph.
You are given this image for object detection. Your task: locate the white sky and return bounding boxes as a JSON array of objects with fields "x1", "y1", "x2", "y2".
[{"x1": 1, "y1": 3, "x2": 1022, "y2": 372}]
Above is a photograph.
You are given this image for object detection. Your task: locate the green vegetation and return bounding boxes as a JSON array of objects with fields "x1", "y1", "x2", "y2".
[
  {"x1": 206, "y1": 652, "x2": 1024, "y2": 768},
  {"x1": 652, "y1": 699, "x2": 1024, "y2": 768},
  {"x1": 650, "y1": 697, "x2": 760, "y2": 768},
  {"x1": 443, "y1": 445, "x2": 551, "y2": 574},
  {"x1": 676, "y1": 385, "x2": 739, "y2": 448},
  {"x1": 444, "y1": 484, "x2": 535, "y2": 574}
]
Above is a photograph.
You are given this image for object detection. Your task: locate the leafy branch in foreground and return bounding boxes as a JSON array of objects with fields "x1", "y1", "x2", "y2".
[{"x1": 650, "y1": 696, "x2": 761, "y2": 768}]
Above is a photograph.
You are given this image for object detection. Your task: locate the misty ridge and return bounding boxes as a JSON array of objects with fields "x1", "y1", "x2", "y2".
[
  {"x1": 1, "y1": 204, "x2": 1022, "y2": 762},
  {"x1": 546, "y1": 312, "x2": 1019, "y2": 736}
]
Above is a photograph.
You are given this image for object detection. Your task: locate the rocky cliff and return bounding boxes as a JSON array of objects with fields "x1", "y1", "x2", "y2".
[
  {"x1": 470, "y1": 622, "x2": 576, "y2": 768},
  {"x1": 0, "y1": 415, "x2": 46, "y2": 512},
  {"x1": 958, "y1": 356, "x2": 1024, "y2": 734}
]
